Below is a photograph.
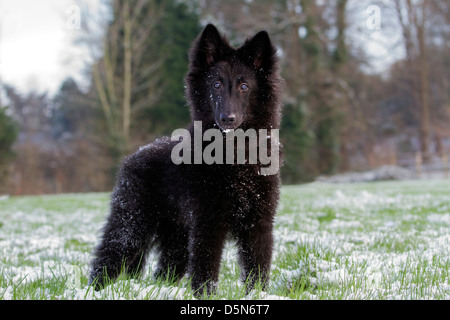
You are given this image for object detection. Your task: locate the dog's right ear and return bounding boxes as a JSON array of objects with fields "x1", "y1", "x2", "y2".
[
  {"x1": 240, "y1": 30, "x2": 277, "y2": 72},
  {"x1": 191, "y1": 24, "x2": 226, "y2": 68}
]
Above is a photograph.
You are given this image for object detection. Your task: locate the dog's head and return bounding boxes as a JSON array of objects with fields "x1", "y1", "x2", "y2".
[{"x1": 186, "y1": 24, "x2": 280, "y2": 131}]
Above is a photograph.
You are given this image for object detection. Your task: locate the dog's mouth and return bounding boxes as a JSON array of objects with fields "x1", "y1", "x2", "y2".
[
  {"x1": 215, "y1": 122, "x2": 242, "y2": 133},
  {"x1": 220, "y1": 128, "x2": 234, "y2": 135},
  {"x1": 214, "y1": 112, "x2": 243, "y2": 132}
]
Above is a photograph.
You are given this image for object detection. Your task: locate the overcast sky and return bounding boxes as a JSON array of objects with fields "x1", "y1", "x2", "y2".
[
  {"x1": 0, "y1": 0, "x2": 400, "y2": 97},
  {"x1": 0, "y1": 0, "x2": 91, "y2": 95}
]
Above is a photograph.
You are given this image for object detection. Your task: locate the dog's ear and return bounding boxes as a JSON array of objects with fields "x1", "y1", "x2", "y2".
[
  {"x1": 241, "y1": 31, "x2": 276, "y2": 71},
  {"x1": 192, "y1": 24, "x2": 227, "y2": 67}
]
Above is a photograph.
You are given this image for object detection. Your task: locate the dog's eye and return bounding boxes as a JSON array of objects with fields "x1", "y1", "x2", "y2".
[
  {"x1": 240, "y1": 83, "x2": 249, "y2": 91},
  {"x1": 213, "y1": 82, "x2": 221, "y2": 89}
]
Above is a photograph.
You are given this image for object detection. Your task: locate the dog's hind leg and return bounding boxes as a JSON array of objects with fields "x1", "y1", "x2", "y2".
[{"x1": 88, "y1": 152, "x2": 156, "y2": 290}]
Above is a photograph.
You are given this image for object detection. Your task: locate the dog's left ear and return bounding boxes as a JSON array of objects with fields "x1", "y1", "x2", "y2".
[
  {"x1": 241, "y1": 31, "x2": 276, "y2": 71},
  {"x1": 191, "y1": 24, "x2": 228, "y2": 68}
]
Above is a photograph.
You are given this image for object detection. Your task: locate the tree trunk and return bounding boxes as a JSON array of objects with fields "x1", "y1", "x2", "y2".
[
  {"x1": 123, "y1": 1, "x2": 132, "y2": 152},
  {"x1": 416, "y1": 1, "x2": 431, "y2": 162}
]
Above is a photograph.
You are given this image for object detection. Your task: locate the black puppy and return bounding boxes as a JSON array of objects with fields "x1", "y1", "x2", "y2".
[{"x1": 89, "y1": 24, "x2": 283, "y2": 297}]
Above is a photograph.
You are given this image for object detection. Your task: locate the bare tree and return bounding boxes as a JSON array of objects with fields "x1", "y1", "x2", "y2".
[
  {"x1": 78, "y1": 0, "x2": 163, "y2": 159},
  {"x1": 393, "y1": 0, "x2": 433, "y2": 162}
]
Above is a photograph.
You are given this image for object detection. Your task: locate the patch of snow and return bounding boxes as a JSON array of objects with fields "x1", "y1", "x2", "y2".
[
  {"x1": 427, "y1": 213, "x2": 450, "y2": 224},
  {"x1": 256, "y1": 291, "x2": 291, "y2": 300},
  {"x1": 316, "y1": 165, "x2": 414, "y2": 183},
  {"x1": 73, "y1": 281, "x2": 190, "y2": 300},
  {"x1": 2, "y1": 181, "x2": 450, "y2": 300}
]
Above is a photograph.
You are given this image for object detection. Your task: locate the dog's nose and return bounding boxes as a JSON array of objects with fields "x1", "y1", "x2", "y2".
[{"x1": 220, "y1": 113, "x2": 236, "y2": 125}]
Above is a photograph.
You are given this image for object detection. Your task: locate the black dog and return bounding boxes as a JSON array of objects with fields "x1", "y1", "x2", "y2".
[{"x1": 89, "y1": 24, "x2": 283, "y2": 297}]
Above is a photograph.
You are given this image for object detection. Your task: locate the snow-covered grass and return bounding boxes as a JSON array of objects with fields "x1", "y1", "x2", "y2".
[{"x1": 1, "y1": 179, "x2": 449, "y2": 300}]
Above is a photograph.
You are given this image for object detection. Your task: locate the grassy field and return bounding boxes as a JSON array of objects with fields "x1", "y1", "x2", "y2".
[{"x1": 1, "y1": 179, "x2": 449, "y2": 300}]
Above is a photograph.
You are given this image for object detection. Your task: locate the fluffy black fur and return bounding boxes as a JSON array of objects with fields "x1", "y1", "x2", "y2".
[{"x1": 89, "y1": 24, "x2": 283, "y2": 296}]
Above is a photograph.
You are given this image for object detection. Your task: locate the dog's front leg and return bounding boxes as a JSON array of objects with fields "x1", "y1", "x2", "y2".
[
  {"x1": 236, "y1": 220, "x2": 274, "y2": 294},
  {"x1": 187, "y1": 214, "x2": 228, "y2": 298}
]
